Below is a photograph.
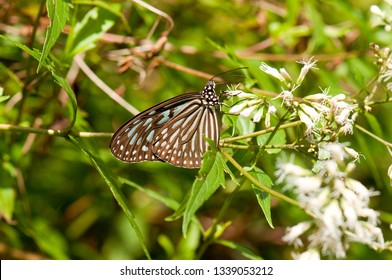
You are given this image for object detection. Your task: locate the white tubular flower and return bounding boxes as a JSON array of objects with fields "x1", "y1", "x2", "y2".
[
  {"x1": 264, "y1": 105, "x2": 276, "y2": 127},
  {"x1": 279, "y1": 67, "x2": 293, "y2": 83},
  {"x1": 298, "y1": 110, "x2": 316, "y2": 135},
  {"x1": 296, "y1": 57, "x2": 318, "y2": 85},
  {"x1": 335, "y1": 108, "x2": 352, "y2": 125},
  {"x1": 299, "y1": 104, "x2": 320, "y2": 122},
  {"x1": 240, "y1": 104, "x2": 258, "y2": 118},
  {"x1": 282, "y1": 222, "x2": 312, "y2": 247},
  {"x1": 260, "y1": 62, "x2": 286, "y2": 83},
  {"x1": 252, "y1": 107, "x2": 264, "y2": 123},
  {"x1": 388, "y1": 164, "x2": 392, "y2": 186},
  {"x1": 304, "y1": 93, "x2": 328, "y2": 102},
  {"x1": 229, "y1": 102, "x2": 247, "y2": 115}
]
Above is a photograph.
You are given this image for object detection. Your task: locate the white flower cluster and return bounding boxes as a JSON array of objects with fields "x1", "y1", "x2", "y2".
[
  {"x1": 226, "y1": 85, "x2": 277, "y2": 126},
  {"x1": 299, "y1": 91, "x2": 357, "y2": 141},
  {"x1": 276, "y1": 143, "x2": 385, "y2": 259},
  {"x1": 259, "y1": 58, "x2": 357, "y2": 142}
]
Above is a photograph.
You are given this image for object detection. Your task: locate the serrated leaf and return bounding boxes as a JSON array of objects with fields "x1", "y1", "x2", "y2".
[
  {"x1": 257, "y1": 129, "x2": 286, "y2": 154},
  {"x1": 38, "y1": 0, "x2": 69, "y2": 71},
  {"x1": 249, "y1": 167, "x2": 274, "y2": 228},
  {"x1": 65, "y1": 6, "x2": 117, "y2": 58},
  {"x1": 181, "y1": 146, "x2": 226, "y2": 236},
  {"x1": 68, "y1": 136, "x2": 151, "y2": 259}
]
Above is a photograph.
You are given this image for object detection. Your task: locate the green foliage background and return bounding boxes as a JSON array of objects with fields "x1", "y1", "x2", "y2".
[{"x1": 1, "y1": 0, "x2": 392, "y2": 259}]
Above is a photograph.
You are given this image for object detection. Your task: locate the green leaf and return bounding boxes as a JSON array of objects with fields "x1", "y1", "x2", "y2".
[
  {"x1": 38, "y1": 0, "x2": 69, "y2": 71},
  {"x1": 68, "y1": 136, "x2": 151, "y2": 259},
  {"x1": 249, "y1": 167, "x2": 274, "y2": 228},
  {"x1": 65, "y1": 6, "x2": 117, "y2": 58},
  {"x1": 177, "y1": 222, "x2": 201, "y2": 259},
  {"x1": 215, "y1": 239, "x2": 263, "y2": 260},
  {"x1": 304, "y1": 1, "x2": 327, "y2": 51},
  {"x1": 0, "y1": 187, "x2": 16, "y2": 223},
  {"x1": 0, "y1": 87, "x2": 10, "y2": 103},
  {"x1": 120, "y1": 177, "x2": 180, "y2": 211},
  {"x1": 30, "y1": 218, "x2": 69, "y2": 259},
  {"x1": 0, "y1": 34, "x2": 77, "y2": 129},
  {"x1": 257, "y1": 129, "x2": 286, "y2": 154},
  {"x1": 181, "y1": 143, "x2": 226, "y2": 236}
]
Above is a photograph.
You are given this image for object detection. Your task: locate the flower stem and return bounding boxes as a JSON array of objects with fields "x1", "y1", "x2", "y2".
[
  {"x1": 220, "y1": 120, "x2": 302, "y2": 144},
  {"x1": 219, "y1": 148, "x2": 300, "y2": 207}
]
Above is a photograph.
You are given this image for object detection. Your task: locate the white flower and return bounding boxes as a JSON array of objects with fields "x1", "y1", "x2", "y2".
[
  {"x1": 260, "y1": 62, "x2": 286, "y2": 83},
  {"x1": 340, "y1": 122, "x2": 354, "y2": 135},
  {"x1": 277, "y1": 144, "x2": 385, "y2": 259},
  {"x1": 275, "y1": 89, "x2": 294, "y2": 106},
  {"x1": 264, "y1": 105, "x2": 276, "y2": 126},
  {"x1": 292, "y1": 249, "x2": 320, "y2": 260},
  {"x1": 283, "y1": 222, "x2": 312, "y2": 247},
  {"x1": 229, "y1": 102, "x2": 247, "y2": 115},
  {"x1": 370, "y1": 5, "x2": 385, "y2": 18},
  {"x1": 335, "y1": 108, "x2": 352, "y2": 125},
  {"x1": 296, "y1": 57, "x2": 318, "y2": 85},
  {"x1": 252, "y1": 107, "x2": 264, "y2": 123},
  {"x1": 298, "y1": 110, "x2": 315, "y2": 134},
  {"x1": 240, "y1": 104, "x2": 258, "y2": 118},
  {"x1": 299, "y1": 104, "x2": 320, "y2": 122},
  {"x1": 388, "y1": 164, "x2": 392, "y2": 186},
  {"x1": 279, "y1": 67, "x2": 293, "y2": 83}
]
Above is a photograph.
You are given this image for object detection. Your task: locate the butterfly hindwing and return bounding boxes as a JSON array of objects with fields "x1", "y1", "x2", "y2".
[{"x1": 153, "y1": 99, "x2": 219, "y2": 168}]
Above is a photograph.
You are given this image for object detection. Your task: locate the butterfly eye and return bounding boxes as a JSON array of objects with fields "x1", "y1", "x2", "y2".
[{"x1": 110, "y1": 80, "x2": 220, "y2": 168}]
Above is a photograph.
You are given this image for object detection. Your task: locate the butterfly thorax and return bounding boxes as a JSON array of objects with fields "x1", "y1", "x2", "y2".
[{"x1": 201, "y1": 80, "x2": 219, "y2": 107}]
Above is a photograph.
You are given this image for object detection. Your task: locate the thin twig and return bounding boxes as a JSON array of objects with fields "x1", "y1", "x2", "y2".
[
  {"x1": 220, "y1": 120, "x2": 302, "y2": 144},
  {"x1": 355, "y1": 124, "x2": 392, "y2": 148},
  {"x1": 0, "y1": 123, "x2": 112, "y2": 138},
  {"x1": 132, "y1": 0, "x2": 174, "y2": 33},
  {"x1": 74, "y1": 54, "x2": 140, "y2": 115}
]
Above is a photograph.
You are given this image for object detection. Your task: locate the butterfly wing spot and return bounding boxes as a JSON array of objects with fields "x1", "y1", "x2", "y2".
[
  {"x1": 146, "y1": 130, "x2": 155, "y2": 142},
  {"x1": 142, "y1": 145, "x2": 148, "y2": 152},
  {"x1": 129, "y1": 133, "x2": 138, "y2": 145}
]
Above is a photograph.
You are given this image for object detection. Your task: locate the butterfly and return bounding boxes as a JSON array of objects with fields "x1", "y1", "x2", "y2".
[{"x1": 110, "y1": 78, "x2": 222, "y2": 169}]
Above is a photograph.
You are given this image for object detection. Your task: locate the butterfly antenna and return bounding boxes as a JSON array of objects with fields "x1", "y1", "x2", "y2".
[{"x1": 210, "y1": 67, "x2": 248, "y2": 85}]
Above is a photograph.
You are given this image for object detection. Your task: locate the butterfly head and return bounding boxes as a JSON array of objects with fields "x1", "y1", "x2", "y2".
[{"x1": 201, "y1": 80, "x2": 219, "y2": 107}]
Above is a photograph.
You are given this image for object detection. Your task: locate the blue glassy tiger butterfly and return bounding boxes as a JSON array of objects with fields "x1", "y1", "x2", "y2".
[{"x1": 110, "y1": 69, "x2": 245, "y2": 168}]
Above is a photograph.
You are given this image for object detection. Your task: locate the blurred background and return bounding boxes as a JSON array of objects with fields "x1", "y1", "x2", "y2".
[{"x1": 0, "y1": 0, "x2": 391, "y2": 259}]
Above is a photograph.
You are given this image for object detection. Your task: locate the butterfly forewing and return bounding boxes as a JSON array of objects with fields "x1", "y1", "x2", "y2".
[
  {"x1": 110, "y1": 94, "x2": 201, "y2": 163},
  {"x1": 110, "y1": 80, "x2": 220, "y2": 168}
]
